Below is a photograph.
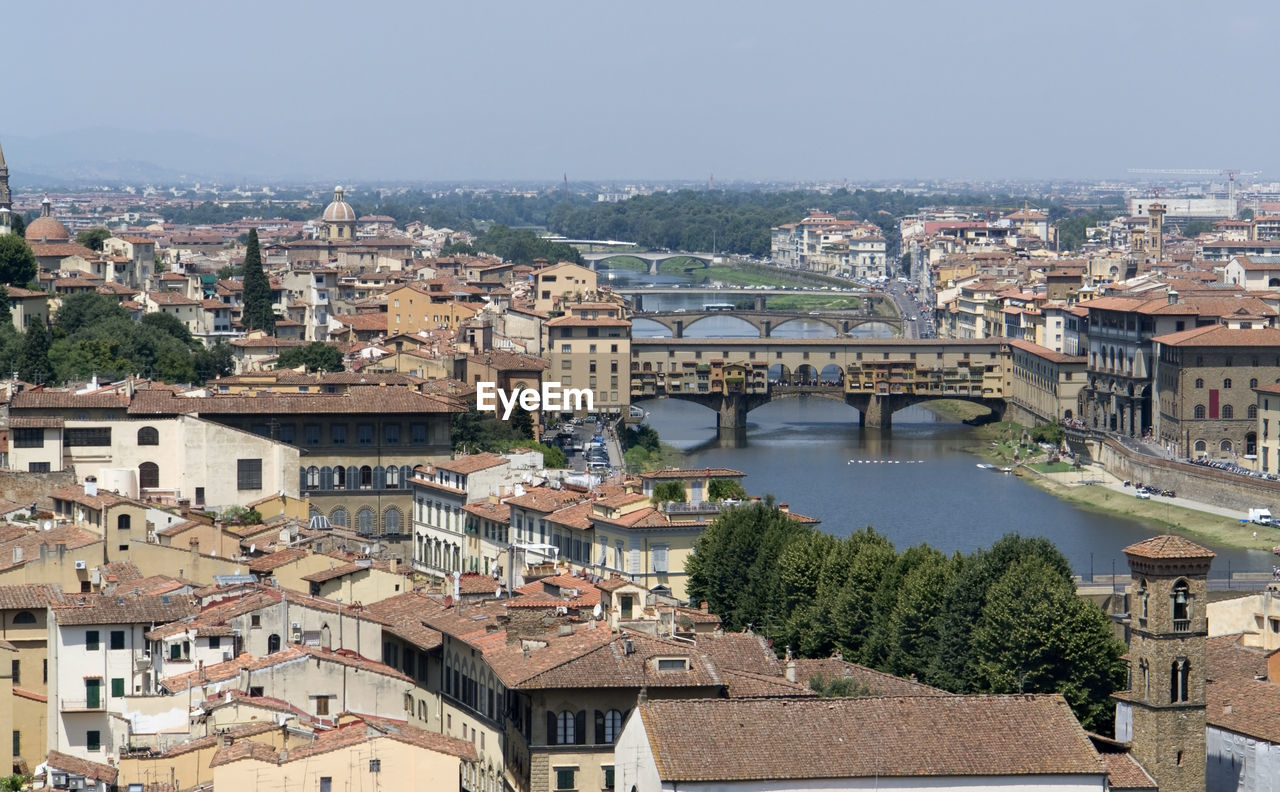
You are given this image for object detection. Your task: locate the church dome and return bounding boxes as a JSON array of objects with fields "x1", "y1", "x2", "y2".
[
  {"x1": 322, "y1": 186, "x2": 356, "y2": 223},
  {"x1": 25, "y1": 196, "x2": 70, "y2": 243}
]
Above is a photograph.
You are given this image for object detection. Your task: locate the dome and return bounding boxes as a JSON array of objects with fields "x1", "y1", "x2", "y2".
[
  {"x1": 322, "y1": 186, "x2": 356, "y2": 223},
  {"x1": 26, "y1": 196, "x2": 70, "y2": 243}
]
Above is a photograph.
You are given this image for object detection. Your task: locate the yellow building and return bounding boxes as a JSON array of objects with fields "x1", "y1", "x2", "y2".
[
  {"x1": 210, "y1": 718, "x2": 476, "y2": 792},
  {"x1": 386, "y1": 282, "x2": 483, "y2": 335},
  {"x1": 532, "y1": 262, "x2": 598, "y2": 314},
  {"x1": 545, "y1": 303, "x2": 631, "y2": 417}
]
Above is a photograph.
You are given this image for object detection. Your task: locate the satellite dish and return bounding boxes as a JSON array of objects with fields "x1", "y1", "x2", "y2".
[
  {"x1": 43, "y1": 521, "x2": 52, "y2": 531},
  {"x1": 495, "y1": 586, "x2": 502, "y2": 599},
  {"x1": 249, "y1": 543, "x2": 256, "y2": 554},
  {"x1": 592, "y1": 603, "x2": 603, "y2": 619}
]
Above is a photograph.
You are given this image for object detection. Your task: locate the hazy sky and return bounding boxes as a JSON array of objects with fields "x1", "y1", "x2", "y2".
[{"x1": 4, "y1": 1, "x2": 1276, "y2": 182}]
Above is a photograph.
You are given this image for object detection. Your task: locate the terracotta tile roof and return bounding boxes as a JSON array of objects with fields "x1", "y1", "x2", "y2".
[
  {"x1": 1205, "y1": 634, "x2": 1280, "y2": 742},
  {"x1": 144, "y1": 591, "x2": 282, "y2": 640},
  {"x1": 11, "y1": 390, "x2": 128, "y2": 410},
  {"x1": 467, "y1": 350, "x2": 549, "y2": 371},
  {"x1": 99, "y1": 561, "x2": 143, "y2": 583},
  {"x1": 53, "y1": 592, "x2": 196, "y2": 626},
  {"x1": 210, "y1": 719, "x2": 476, "y2": 767},
  {"x1": 48, "y1": 484, "x2": 134, "y2": 511},
  {"x1": 0, "y1": 583, "x2": 67, "y2": 610},
  {"x1": 9, "y1": 415, "x2": 63, "y2": 428},
  {"x1": 128, "y1": 386, "x2": 462, "y2": 416},
  {"x1": 547, "y1": 499, "x2": 596, "y2": 531},
  {"x1": 247, "y1": 547, "x2": 309, "y2": 572},
  {"x1": 1152, "y1": 325, "x2": 1280, "y2": 347},
  {"x1": 637, "y1": 695, "x2": 1105, "y2": 782},
  {"x1": 46, "y1": 750, "x2": 118, "y2": 785},
  {"x1": 545, "y1": 315, "x2": 631, "y2": 327},
  {"x1": 359, "y1": 591, "x2": 445, "y2": 650},
  {"x1": 300, "y1": 562, "x2": 366, "y2": 583},
  {"x1": 484, "y1": 627, "x2": 722, "y2": 690},
  {"x1": 505, "y1": 488, "x2": 590, "y2": 514},
  {"x1": 513, "y1": 574, "x2": 601, "y2": 608},
  {"x1": 721, "y1": 667, "x2": 816, "y2": 698},
  {"x1": 1122, "y1": 534, "x2": 1216, "y2": 560},
  {"x1": 639, "y1": 467, "x2": 746, "y2": 480},
  {"x1": 0, "y1": 525, "x2": 101, "y2": 572},
  {"x1": 1096, "y1": 751, "x2": 1157, "y2": 790},
  {"x1": 462, "y1": 500, "x2": 510, "y2": 523},
  {"x1": 333, "y1": 313, "x2": 387, "y2": 332},
  {"x1": 433, "y1": 452, "x2": 509, "y2": 475},
  {"x1": 792, "y1": 657, "x2": 953, "y2": 697}
]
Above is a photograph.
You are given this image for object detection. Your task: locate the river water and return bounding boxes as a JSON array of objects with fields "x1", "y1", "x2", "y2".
[{"x1": 606, "y1": 268, "x2": 1275, "y2": 577}]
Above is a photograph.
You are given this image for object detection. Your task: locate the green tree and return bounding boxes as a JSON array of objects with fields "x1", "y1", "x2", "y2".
[
  {"x1": 276, "y1": 341, "x2": 344, "y2": 372},
  {"x1": 0, "y1": 773, "x2": 27, "y2": 792},
  {"x1": 651, "y1": 481, "x2": 686, "y2": 504},
  {"x1": 7, "y1": 213, "x2": 24, "y2": 238},
  {"x1": 75, "y1": 227, "x2": 112, "y2": 251},
  {"x1": 883, "y1": 549, "x2": 955, "y2": 680},
  {"x1": 18, "y1": 319, "x2": 52, "y2": 384},
  {"x1": 241, "y1": 228, "x2": 275, "y2": 333},
  {"x1": 970, "y1": 556, "x2": 1127, "y2": 731},
  {"x1": 1241, "y1": 208, "x2": 1255, "y2": 221},
  {"x1": 53, "y1": 292, "x2": 130, "y2": 337},
  {"x1": 1181, "y1": 220, "x2": 1213, "y2": 238},
  {"x1": 0, "y1": 234, "x2": 37, "y2": 286},
  {"x1": 807, "y1": 674, "x2": 874, "y2": 698},
  {"x1": 1029, "y1": 421, "x2": 1065, "y2": 445},
  {"x1": 707, "y1": 478, "x2": 747, "y2": 501},
  {"x1": 194, "y1": 341, "x2": 234, "y2": 382},
  {"x1": 528, "y1": 442, "x2": 567, "y2": 469},
  {"x1": 140, "y1": 310, "x2": 195, "y2": 347}
]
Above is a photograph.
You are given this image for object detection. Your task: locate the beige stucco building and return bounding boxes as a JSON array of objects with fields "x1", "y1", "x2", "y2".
[{"x1": 545, "y1": 303, "x2": 631, "y2": 417}]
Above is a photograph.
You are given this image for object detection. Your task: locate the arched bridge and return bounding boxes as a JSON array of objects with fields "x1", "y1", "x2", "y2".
[
  {"x1": 633, "y1": 310, "x2": 902, "y2": 338},
  {"x1": 581, "y1": 251, "x2": 716, "y2": 274},
  {"x1": 630, "y1": 338, "x2": 1010, "y2": 430}
]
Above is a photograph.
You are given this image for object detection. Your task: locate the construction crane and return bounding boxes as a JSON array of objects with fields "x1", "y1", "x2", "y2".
[{"x1": 1126, "y1": 168, "x2": 1263, "y2": 205}]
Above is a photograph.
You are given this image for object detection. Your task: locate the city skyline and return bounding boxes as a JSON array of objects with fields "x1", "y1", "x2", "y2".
[{"x1": 5, "y1": 0, "x2": 1278, "y2": 183}]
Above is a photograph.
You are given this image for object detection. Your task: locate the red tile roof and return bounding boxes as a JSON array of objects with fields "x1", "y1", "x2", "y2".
[{"x1": 1122, "y1": 534, "x2": 1216, "y2": 560}]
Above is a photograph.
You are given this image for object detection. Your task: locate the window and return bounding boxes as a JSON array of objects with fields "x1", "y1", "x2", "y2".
[
  {"x1": 603, "y1": 766, "x2": 615, "y2": 790},
  {"x1": 138, "y1": 461, "x2": 160, "y2": 489},
  {"x1": 209, "y1": 636, "x2": 221, "y2": 650},
  {"x1": 27, "y1": 463, "x2": 49, "y2": 473},
  {"x1": 195, "y1": 487, "x2": 205, "y2": 506},
  {"x1": 305, "y1": 424, "x2": 321, "y2": 445},
  {"x1": 320, "y1": 778, "x2": 332, "y2": 792},
  {"x1": 1224, "y1": 378, "x2": 1233, "y2": 389},
  {"x1": 1172, "y1": 580, "x2": 1191, "y2": 630},
  {"x1": 12, "y1": 429, "x2": 42, "y2": 448},
  {"x1": 111, "y1": 678, "x2": 124, "y2": 697},
  {"x1": 386, "y1": 466, "x2": 401, "y2": 489},
  {"x1": 110, "y1": 631, "x2": 125, "y2": 650},
  {"x1": 556, "y1": 768, "x2": 576, "y2": 791},
  {"x1": 333, "y1": 466, "x2": 346, "y2": 490},
  {"x1": 137, "y1": 426, "x2": 159, "y2": 445},
  {"x1": 11, "y1": 730, "x2": 18, "y2": 759},
  {"x1": 1250, "y1": 405, "x2": 1258, "y2": 419},
  {"x1": 358, "y1": 424, "x2": 374, "y2": 445},
  {"x1": 170, "y1": 643, "x2": 182, "y2": 660},
  {"x1": 1194, "y1": 378, "x2": 1203, "y2": 389},
  {"x1": 9, "y1": 660, "x2": 16, "y2": 685},
  {"x1": 1194, "y1": 404, "x2": 1205, "y2": 419},
  {"x1": 385, "y1": 424, "x2": 400, "y2": 444},
  {"x1": 331, "y1": 424, "x2": 347, "y2": 444},
  {"x1": 237, "y1": 459, "x2": 263, "y2": 490},
  {"x1": 86, "y1": 631, "x2": 100, "y2": 651},
  {"x1": 12, "y1": 611, "x2": 35, "y2": 625},
  {"x1": 1170, "y1": 658, "x2": 1190, "y2": 703},
  {"x1": 656, "y1": 658, "x2": 688, "y2": 671},
  {"x1": 278, "y1": 424, "x2": 296, "y2": 444},
  {"x1": 250, "y1": 614, "x2": 261, "y2": 628},
  {"x1": 267, "y1": 634, "x2": 281, "y2": 653},
  {"x1": 596, "y1": 710, "x2": 624, "y2": 744},
  {"x1": 330, "y1": 507, "x2": 349, "y2": 527},
  {"x1": 1222, "y1": 405, "x2": 1234, "y2": 419},
  {"x1": 384, "y1": 509, "x2": 402, "y2": 534},
  {"x1": 411, "y1": 423, "x2": 427, "y2": 444},
  {"x1": 357, "y1": 508, "x2": 374, "y2": 535},
  {"x1": 249, "y1": 686, "x2": 264, "y2": 697},
  {"x1": 87, "y1": 730, "x2": 101, "y2": 752},
  {"x1": 360, "y1": 465, "x2": 373, "y2": 489},
  {"x1": 306, "y1": 466, "x2": 320, "y2": 490},
  {"x1": 315, "y1": 696, "x2": 330, "y2": 716},
  {"x1": 64, "y1": 428, "x2": 111, "y2": 447},
  {"x1": 117, "y1": 514, "x2": 131, "y2": 532},
  {"x1": 652, "y1": 544, "x2": 669, "y2": 573},
  {"x1": 555, "y1": 711, "x2": 576, "y2": 745}
]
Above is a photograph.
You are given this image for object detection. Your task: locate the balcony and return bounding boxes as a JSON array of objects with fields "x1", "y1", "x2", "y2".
[
  {"x1": 1173, "y1": 619, "x2": 1191, "y2": 632},
  {"x1": 60, "y1": 698, "x2": 105, "y2": 712}
]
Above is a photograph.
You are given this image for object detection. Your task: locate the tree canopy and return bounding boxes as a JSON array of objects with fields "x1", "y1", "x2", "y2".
[
  {"x1": 686, "y1": 511, "x2": 1127, "y2": 732},
  {"x1": 240, "y1": 229, "x2": 275, "y2": 333},
  {"x1": 0, "y1": 234, "x2": 37, "y2": 286},
  {"x1": 470, "y1": 225, "x2": 582, "y2": 266},
  {"x1": 276, "y1": 342, "x2": 344, "y2": 372},
  {"x1": 75, "y1": 227, "x2": 112, "y2": 252},
  {"x1": 651, "y1": 481, "x2": 686, "y2": 504}
]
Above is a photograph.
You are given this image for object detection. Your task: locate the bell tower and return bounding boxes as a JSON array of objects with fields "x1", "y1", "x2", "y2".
[
  {"x1": 1122, "y1": 534, "x2": 1213, "y2": 792},
  {"x1": 1147, "y1": 202, "x2": 1165, "y2": 264},
  {"x1": 0, "y1": 136, "x2": 11, "y2": 213}
]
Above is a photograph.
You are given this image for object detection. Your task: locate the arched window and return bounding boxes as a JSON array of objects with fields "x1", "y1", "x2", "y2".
[
  {"x1": 386, "y1": 466, "x2": 401, "y2": 489},
  {"x1": 357, "y1": 508, "x2": 374, "y2": 535},
  {"x1": 330, "y1": 507, "x2": 349, "y2": 527},
  {"x1": 1251, "y1": 378, "x2": 1259, "y2": 389},
  {"x1": 597, "y1": 709, "x2": 624, "y2": 743},
  {"x1": 1249, "y1": 405, "x2": 1258, "y2": 419},
  {"x1": 384, "y1": 508, "x2": 402, "y2": 535},
  {"x1": 139, "y1": 462, "x2": 159, "y2": 489},
  {"x1": 1220, "y1": 439, "x2": 1233, "y2": 452},
  {"x1": 1194, "y1": 440, "x2": 1207, "y2": 452},
  {"x1": 556, "y1": 711, "x2": 576, "y2": 745},
  {"x1": 333, "y1": 466, "x2": 346, "y2": 490},
  {"x1": 306, "y1": 466, "x2": 320, "y2": 490},
  {"x1": 1193, "y1": 405, "x2": 1205, "y2": 419},
  {"x1": 1222, "y1": 405, "x2": 1234, "y2": 419},
  {"x1": 360, "y1": 465, "x2": 373, "y2": 489},
  {"x1": 1172, "y1": 579, "x2": 1190, "y2": 629},
  {"x1": 12, "y1": 611, "x2": 36, "y2": 625},
  {"x1": 117, "y1": 514, "x2": 131, "y2": 531},
  {"x1": 267, "y1": 634, "x2": 281, "y2": 654},
  {"x1": 137, "y1": 426, "x2": 159, "y2": 445},
  {"x1": 1194, "y1": 378, "x2": 1204, "y2": 389},
  {"x1": 1170, "y1": 658, "x2": 1190, "y2": 703},
  {"x1": 1137, "y1": 579, "x2": 1148, "y2": 622},
  {"x1": 1224, "y1": 378, "x2": 1233, "y2": 389}
]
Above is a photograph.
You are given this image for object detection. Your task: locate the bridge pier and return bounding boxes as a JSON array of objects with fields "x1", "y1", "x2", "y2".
[
  {"x1": 753, "y1": 295, "x2": 766, "y2": 311},
  {"x1": 717, "y1": 394, "x2": 749, "y2": 431},
  {"x1": 860, "y1": 394, "x2": 906, "y2": 430},
  {"x1": 762, "y1": 320, "x2": 772, "y2": 338},
  {"x1": 632, "y1": 294, "x2": 643, "y2": 312},
  {"x1": 841, "y1": 320, "x2": 850, "y2": 335},
  {"x1": 673, "y1": 320, "x2": 683, "y2": 339},
  {"x1": 649, "y1": 260, "x2": 659, "y2": 275}
]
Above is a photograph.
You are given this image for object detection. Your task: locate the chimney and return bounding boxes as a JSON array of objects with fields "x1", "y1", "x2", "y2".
[
  {"x1": 389, "y1": 558, "x2": 399, "y2": 574},
  {"x1": 1168, "y1": 290, "x2": 1178, "y2": 305},
  {"x1": 777, "y1": 502, "x2": 790, "y2": 513},
  {"x1": 84, "y1": 476, "x2": 98, "y2": 497}
]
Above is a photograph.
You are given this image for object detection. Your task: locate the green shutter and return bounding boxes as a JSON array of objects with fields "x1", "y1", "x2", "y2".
[
  {"x1": 85, "y1": 679, "x2": 101, "y2": 709},
  {"x1": 111, "y1": 678, "x2": 125, "y2": 698}
]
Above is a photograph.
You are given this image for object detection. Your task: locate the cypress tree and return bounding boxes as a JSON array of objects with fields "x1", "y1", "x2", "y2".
[
  {"x1": 241, "y1": 228, "x2": 275, "y2": 333},
  {"x1": 18, "y1": 318, "x2": 52, "y2": 385}
]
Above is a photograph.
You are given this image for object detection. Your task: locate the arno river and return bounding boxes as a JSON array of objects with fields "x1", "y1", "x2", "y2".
[{"x1": 607, "y1": 267, "x2": 1275, "y2": 577}]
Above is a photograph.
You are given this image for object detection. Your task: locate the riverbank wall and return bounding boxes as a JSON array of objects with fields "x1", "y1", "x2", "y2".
[{"x1": 1094, "y1": 438, "x2": 1280, "y2": 515}]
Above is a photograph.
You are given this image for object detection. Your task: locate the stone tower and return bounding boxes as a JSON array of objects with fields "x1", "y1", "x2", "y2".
[
  {"x1": 0, "y1": 136, "x2": 11, "y2": 213},
  {"x1": 1147, "y1": 202, "x2": 1165, "y2": 263},
  {"x1": 1122, "y1": 534, "x2": 1213, "y2": 792}
]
